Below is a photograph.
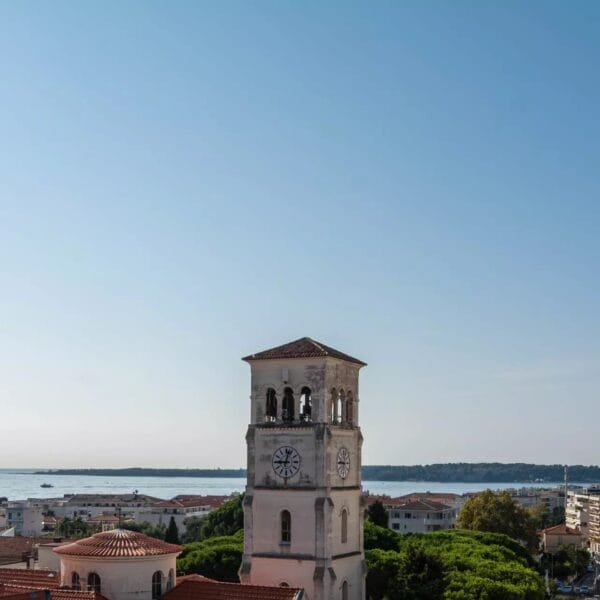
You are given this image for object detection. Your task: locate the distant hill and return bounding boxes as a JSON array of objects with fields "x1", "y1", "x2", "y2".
[
  {"x1": 362, "y1": 463, "x2": 600, "y2": 483},
  {"x1": 35, "y1": 463, "x2": 600, "y2": 482}
]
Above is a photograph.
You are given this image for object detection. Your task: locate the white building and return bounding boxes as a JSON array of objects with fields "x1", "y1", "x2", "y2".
[
  {"x1": 239, "y1": 337, "x2": 366, "y2": 600},
  {"x1": 5, "y1": 502, "x2": 44, "y2": 536},
  {"x1": 54, "y1": 529, "x2": 181, "y2": 600},
  {"x1": 566, "y1": 488, "x2": 596, "y2": 542},
  {"x1": 137, "y1": 495, "x2": 229, "y2": 534},
  {"x1": 386, "y1": 499, "x2": 456, "y2": 534},
  {"x1": 586, "y1": 489, "x2": 600, "y2": 555},
  {"x1": 53, "y1": 494, "x2": 162, "y2": 520}
]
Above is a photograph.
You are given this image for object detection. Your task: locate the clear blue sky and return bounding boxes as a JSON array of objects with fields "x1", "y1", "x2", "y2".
[{"x1": 1, "y1": 1, "x2": 599, "y2": 468}]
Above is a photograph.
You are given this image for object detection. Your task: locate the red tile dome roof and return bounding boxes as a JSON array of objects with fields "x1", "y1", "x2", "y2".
[{"x1": 54, "y1": 529, "x2": 182, "y2": 558}]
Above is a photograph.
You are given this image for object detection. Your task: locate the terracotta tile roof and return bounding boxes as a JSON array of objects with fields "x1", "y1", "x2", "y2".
[
  {"x1": 242, "y1": 337, "x2": 366, "y2": 366},
  {"x1": 176, "y1": 576, "x2": 217, "y2": 584},
  {"x1": 0, "y1": 569, "x2": 60, "y2": 590},
  {"x1": 54, "y1": 529, "x2": 182, "y2": 558},
  {"x1": 542, "y1": 524, "x2": 581, "y2": 535},
  {"x1": 65, "y1": 494, "x2": 162, "y2": 506},
  {"x1": 153, "y1": 496, "x2": 230, "y2": 510},
  {"x1": 163, "y1": 578, "x2": 302, "y2": 600},
  {"x1": 51, "y1": 590, "x2": 109, "y2": 600},
  {"x1": 396, "y1": 492, "x2": 461, "y2": 502},
  {"x1": 386, "y1": 499, "x2": 451, "y2": 511},
  {"x1": 86, "y1": 515, "x2": 120, "y2": 523},
  {"x1": 0, "y1": 583, "x2": 108, "y2": 600},
  {"x1": 172, "y1": 496, "x2": 231, "y2": 509}
]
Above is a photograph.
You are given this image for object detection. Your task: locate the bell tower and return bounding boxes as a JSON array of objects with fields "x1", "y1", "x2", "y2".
[{"x1": 239, "y1": 337, "x2": 366, "y2": 600}]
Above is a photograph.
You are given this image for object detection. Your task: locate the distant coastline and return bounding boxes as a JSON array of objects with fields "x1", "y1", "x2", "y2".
[{"x1": 34, "y1": 463, "x2": 600, "y2": 483}]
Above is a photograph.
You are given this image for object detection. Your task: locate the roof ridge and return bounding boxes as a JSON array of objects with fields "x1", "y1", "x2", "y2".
[
  {"x1": 242, "y1": 337, "x2": 366, "y2": 366},
  {"x1": 180, "y1": 579, "x2": 302, "y2": 591}
]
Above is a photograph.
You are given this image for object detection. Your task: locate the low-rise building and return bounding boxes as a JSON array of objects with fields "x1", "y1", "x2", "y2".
[
  {"x1": 540, "y1": 524, "x2": 583, "y2": 553},
  {"x1": 86, "y1": 515, "x2": 121, "y2": 533},
  {"x1": 137, "y1": 495, "x2": 231, "y2": 534},
  {"x1": 163, "y1": 574, "x2": 302, "y2": 600},
  {"x1": 54, "y1": 494, "x2": 162, "y2": 521},
  {"x1": 386, "y1": 499, "x2": 457, "y2": 534}
]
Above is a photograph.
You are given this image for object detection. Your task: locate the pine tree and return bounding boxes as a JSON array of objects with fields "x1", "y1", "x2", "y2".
[
  {"x1": 366, "y1": 500, "x2": 389, "y2": 527},
  {"x1": 165, "y1": 516, "x2": 180, "y2": 544}
]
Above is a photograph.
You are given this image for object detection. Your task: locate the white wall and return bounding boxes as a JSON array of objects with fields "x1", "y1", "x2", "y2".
[{"x1": 58, "y1": 554, "x2": 178, "y2": 600}]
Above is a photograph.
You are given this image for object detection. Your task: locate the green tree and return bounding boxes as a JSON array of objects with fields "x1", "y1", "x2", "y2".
[
  {"x1": 178, "y1": 531, "x2": 243, "y2": 582},
  {"x1": 120, "y1": 520, "x2": 167, "y2": 540},
  {"x1": 528, "y1": 503, "x2": 564, "y2": 530},
  {"x1": 548, "y1": 545, "x2": 590, "y2": 579},
  {"x1": 58, "y1": 516, "x2": 89, "y2": 538},
  {"x1": 456, "y1": 490, "x2": 538, "y2": 549},
  {"x1": 389, "y1": 541, "x2": 445, "y2": 600},
  {"x1": 366, "y1": 500, "x2": 389, "y2": 528},
  {"x1": 181, "y1": 516, "x2": 205, "y2": 544},
  {"x1": 165, "y1": 516, "x2": 180, "y2": 544},
  {"x1": 366, "y1": 539, "x2": 446, "y2": 600},
  {"x1": 366, "y1": 549, "x2": 404, "y2": 600},
  {"x1": 528, "y1": 503, "x2": 550, "y2": 530},
  {"x1": 200, "y1": 495, "x2": 244, "y2": 540},
  {"x1": 364, "y1": 521, "x2": 401, "y2": 551},
  {"x1": 365, "y1": 528, "x2": 544, "y2": 600}
]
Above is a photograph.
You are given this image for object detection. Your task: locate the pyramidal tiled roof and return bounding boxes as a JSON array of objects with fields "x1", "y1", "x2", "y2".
[
  {"x1": 242, "y1": 337, "x2": 366, "y2": 366},
  {"x1": 53, "y1": 529, "x2": 182, "y2": 558}
]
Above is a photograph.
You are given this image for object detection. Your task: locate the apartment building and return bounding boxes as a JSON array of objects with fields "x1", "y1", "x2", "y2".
[
  {"x1": 52, "y1": 493, "x2": 162, "y2": 520},
  {"x1": 588, "y1": 489, "x2": 600, "y2": 555},
  {"x1": 566, "y1": 488, "x2": 596, "y2": 542},
  {"x1": 137, "y1": 495, "x2": 231, "y2": 532},
  {"x1": 5, "y1": 502, "x2": 43, "y2": 536},
  {"x1": 386, "y1": 499, "x2": 457, "y2": 534}
]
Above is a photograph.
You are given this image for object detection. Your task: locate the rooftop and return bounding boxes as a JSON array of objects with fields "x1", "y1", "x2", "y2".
[
  {"x1": 0, "y1": 569, "x2": 60, "y2": 590},
  {"x1": 541, "y1": 524, "x2": 581, "y2": 536},
  {"x1": 163, "y1": 576, "x2": 302, "y2": 600},
  {"x1": 53, "y1": 529, "x2": 182, "y2": 558},
  {"x1": 242, "y1": 337, "x2": 366, "y2": 366},
  {"x1": 386, "y1": 499, "x2": 451, "y2": 511}
]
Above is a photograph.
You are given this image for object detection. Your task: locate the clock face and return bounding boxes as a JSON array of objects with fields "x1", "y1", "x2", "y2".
[
  {"x1": 337, "y1": 447, "x2": 351, "y2": 479},
  {"x1": 272, "y1": 446, "x2": 301, "y2": 479}
]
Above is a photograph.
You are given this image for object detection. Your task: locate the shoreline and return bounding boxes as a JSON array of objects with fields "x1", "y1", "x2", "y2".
[{"x1": 28, "y1": 465, "x2": 600, "y2": 484}]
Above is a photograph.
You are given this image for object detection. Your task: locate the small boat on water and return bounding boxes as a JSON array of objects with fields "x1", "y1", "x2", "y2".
[{"x1": 40, "y1": 483, "x2": 53, "y2": 488}]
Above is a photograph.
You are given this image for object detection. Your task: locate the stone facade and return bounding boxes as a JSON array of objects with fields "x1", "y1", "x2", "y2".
[{"x1": 240, "y1": 340, "x2": 366, "y2": 600}]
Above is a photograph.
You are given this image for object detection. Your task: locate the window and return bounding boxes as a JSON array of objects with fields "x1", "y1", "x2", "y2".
[
  {"x1": 266, "y1": 388, "x2": 277, "y2": 421},
  {"x1": 346, "y1": 391, "x2": 354, "y2": 425},
  {"x1": 342, "y1": 581, "x2": 349, "y2": 600},
  {"x1": 404, "y1": 512, "x2": 411, "y2": 519},
  {"x1": 299, "y1": 387, "x2": 312, "y2": 422},
  {"x1": 152, "y1": 571, "x2": 162, "y2": 599},
  {"x1": 167, "y1": 570, "x2": 174, "y2": 592},
  {"x1": 330, "y1": 388, "x2": 337, "y2": 422},
  {"x1": 338, "y1": 390, "x2": 345, "y2": 424},
  {"x1": 71, "y1": 573, "x2": 80, "y2": 591},
  {"x1": 281, "y1": 510, "x2": 291, "y2": 543},
  {"x1": 341, "y1": 509, "x2": 348, "y2": 543},
  {"x1": 87, "y1": 573, "x2": 101, "y2": 593},
  {"x1": 392, "y1": 523, "x2": 400, "y2": 530},
  {"x1": 282, "y1": 388, "x2": 294, "y2": 422}
]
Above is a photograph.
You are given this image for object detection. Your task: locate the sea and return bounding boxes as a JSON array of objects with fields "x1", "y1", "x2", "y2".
[{"x1": 0, "y1": 469, "x2": 586, "y2": 502}]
